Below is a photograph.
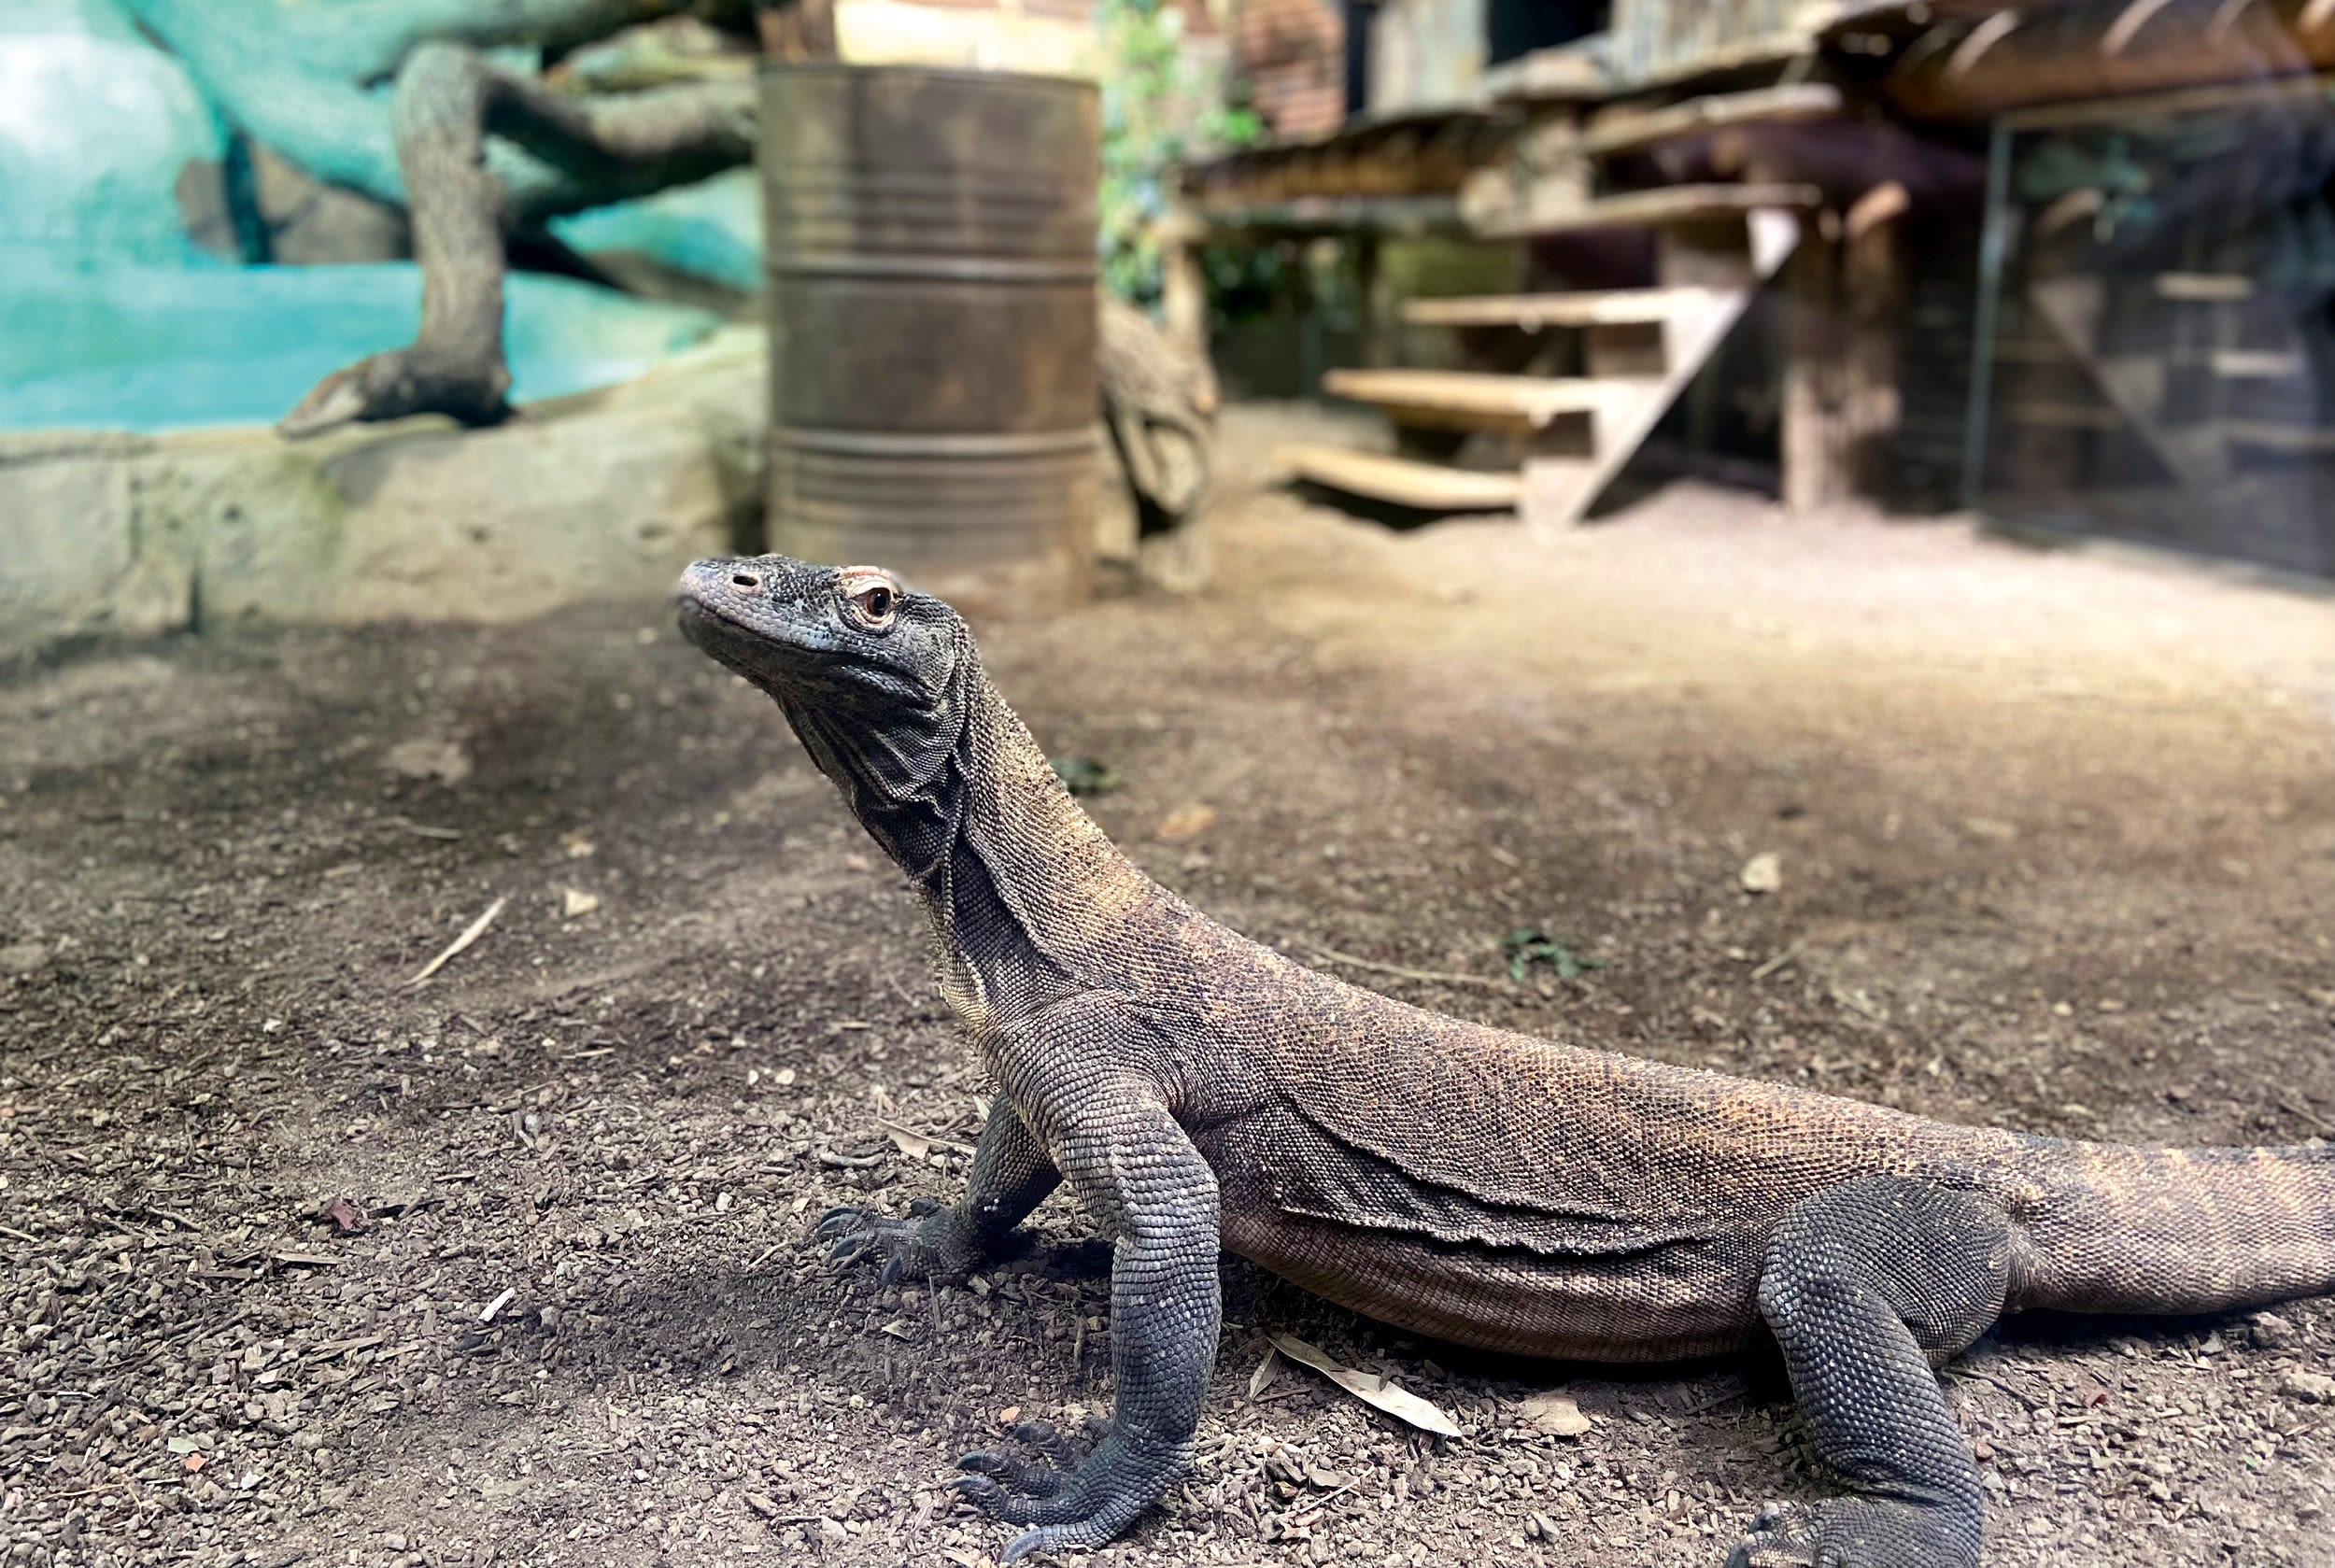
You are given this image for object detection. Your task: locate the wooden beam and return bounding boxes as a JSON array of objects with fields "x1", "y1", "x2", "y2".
[
  {"x1": 1578, "y1": 83, "x2": 1846, "y2": 158},
  {"x1": 1403, "y1": 287, "x2": 1724, "y2": 329},
  {"x1": 1189, "y1": 194, "x2": 1465, "y2": 238},
  {"x1": 1471, "y1": 182, "x2": 1821, "y2": 239}
]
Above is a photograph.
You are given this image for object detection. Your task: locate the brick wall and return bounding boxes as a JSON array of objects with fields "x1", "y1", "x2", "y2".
[{"x1": 1235, "y1": 0, "x2": 1345, "y2": 140}]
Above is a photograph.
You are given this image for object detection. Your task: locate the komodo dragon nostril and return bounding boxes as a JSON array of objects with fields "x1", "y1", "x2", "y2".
[{"x1": 730, "y1": 571, "x2": 760, "y2": 590}]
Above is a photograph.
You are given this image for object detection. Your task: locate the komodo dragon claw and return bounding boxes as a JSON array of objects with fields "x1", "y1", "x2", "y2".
[
  {"x1": 1726, "y1": 1497, "x2": 1970, "y2": 1567},
  {"x1": 811, "y1": 1200, "x2": 984, "y2": 1281}
]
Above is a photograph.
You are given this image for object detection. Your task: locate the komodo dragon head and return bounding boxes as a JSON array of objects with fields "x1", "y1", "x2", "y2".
[{"x1": 673, "y1": 554, "x2": 980, "y2": 859}]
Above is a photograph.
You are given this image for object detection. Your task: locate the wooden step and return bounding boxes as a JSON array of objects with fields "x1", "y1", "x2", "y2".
[
  {"x1": 1473, "y1": 182, "x2": 1819, "y2": 240},
  {"x1": 1278, "y1": 445, "x2": 1522, "y2": 510},
  {"x1": 1321, "y1": 369, "x2": 1619, "y2": 433},
  {"x1": 1578, "y1": 84, "x2": 1844, "y2": 159},
  {"x1": 1403, "y1": 286, "x2": 1721, "y2": 330}
]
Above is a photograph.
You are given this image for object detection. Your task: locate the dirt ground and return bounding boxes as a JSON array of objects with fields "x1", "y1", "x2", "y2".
[{"x1": 5, "y1": 403, "x2": 2335, "y2": 1568}]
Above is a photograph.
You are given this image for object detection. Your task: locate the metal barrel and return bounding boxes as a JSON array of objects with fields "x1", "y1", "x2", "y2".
[{"x1": 760, "y1": 63, "x2": 1100, "y2": 596}]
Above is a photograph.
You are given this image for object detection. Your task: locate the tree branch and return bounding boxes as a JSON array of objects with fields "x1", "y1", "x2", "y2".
[{"x1": 279, "y1": 40, "x2": 755, "y2": 436}]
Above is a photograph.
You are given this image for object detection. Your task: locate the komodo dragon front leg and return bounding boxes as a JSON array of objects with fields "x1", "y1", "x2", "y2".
[
  {"x1": 824, "y1": 1062, "x2": 1224, "y2": 1562},
  {"x1": 1733, "y1": 1177, "x2": 2011, "y2": 1568}
]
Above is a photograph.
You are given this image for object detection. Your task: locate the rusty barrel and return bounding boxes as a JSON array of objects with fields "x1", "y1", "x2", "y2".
[{"x1": 760, "y1": 63, "x2": 1100, "y2": 597}]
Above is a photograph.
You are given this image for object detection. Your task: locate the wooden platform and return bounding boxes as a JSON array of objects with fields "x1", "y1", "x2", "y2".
[
  {"x1": 1320, "y1": 369, "x2": 1617, "y2": 432},
  {"x1": 1472, "y1": 182, "x2": 1820, "y2": 239},
  {"x1": 1402, "y1": 287, "x2": 1722, "y2": 330},
  {"x1": 1277, "y1": 445, "x2": 1523, "y2": 510}
]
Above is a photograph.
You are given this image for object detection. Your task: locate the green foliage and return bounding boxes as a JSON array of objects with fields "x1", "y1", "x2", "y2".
[
  {"x1": 1048, "y1": 755, "x2": 1123, "y2": 797},
  {"x1": 1097, "y1": 0, "x2": 1262, "y2": 307},
  {"x1": 1502, "y1": 926, "x2": 1608, "y2": 984}
]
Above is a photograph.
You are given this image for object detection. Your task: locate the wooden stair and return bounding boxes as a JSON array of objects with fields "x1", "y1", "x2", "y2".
[
  {"x1": 1286, "y1": 208, "x2": 1802, "y2": 528},
  {"x1": 1277, "y1": 446, "x2": 1522, "y2": 510},
  {"x1": 1320, "y1": 369, "x2": 1619, "y2": 434}
]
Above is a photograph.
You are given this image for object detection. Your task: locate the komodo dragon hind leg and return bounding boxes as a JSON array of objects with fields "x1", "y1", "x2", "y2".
[
  {"x1": 813, "y1": 1094, "x2": 1060, "y2": 1283},
  {"x1": 1731, "y1": 1176, "x2": 2011, "y2": 1568}
]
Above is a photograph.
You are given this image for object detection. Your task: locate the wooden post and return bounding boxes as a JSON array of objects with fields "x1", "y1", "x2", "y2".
[
  {"x1": 1159, "y1": 207, "x2": 1207, "y2": 360},
  {"x1": 1352, "y1": 231, "x2": 1391, "y2": 369},
  {"x1": 1781, "y1": 210, "x2": 1849, "y2": 514},
  {"x1": 1844, "y1": 180, "x2": 1909, "y2": 501}
]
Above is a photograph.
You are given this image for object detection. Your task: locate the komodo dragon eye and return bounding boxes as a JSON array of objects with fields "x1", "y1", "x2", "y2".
[{"x1": 837, "y1": 568, "x2": 899, "y2": 631}]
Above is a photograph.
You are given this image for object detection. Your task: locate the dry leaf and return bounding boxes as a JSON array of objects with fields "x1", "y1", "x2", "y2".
[
  {"x1": 1739, "y1": 852, "x2": 1782, "y2": 894},
  {"x1": 561, "y1": 887, "x2": 601, "y2": 919},
  {"x1": 1268, "y1": 1334, "x2": 1461, "y2": 1437},
  {"x1": 1517, "y1": 1391, "x2": 1592, "y2": 1436},
  {"x1": 321, "y1": 1196, "x2": 369, "y2": 1236},
  {"x1": 1155, "y1": 803, "x2": 1217, "y2": 841},
  {"x1": 1249, "y1": 1345, "x2": 1281, "y2": 1400}
]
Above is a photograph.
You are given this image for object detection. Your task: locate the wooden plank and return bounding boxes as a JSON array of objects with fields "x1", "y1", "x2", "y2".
[
  {"x1": 1402, "y1": 287, "x2": 1723, "y2": 329},
  {"x1": 2220, "y1": 420, "x2": 2335, "y2": 455},
  {"x1": 1278, "y1": 445, "x2": 1523, "y2": 510},
  {"x1": 1479, "y1": 46, "x2": 1610, "y2": 104},
  {"x1": 1321, "y1": 369, "x2": 1617, "y2": 431},
  {"x1": 2156, "y1": 273, "x2": 2253, "y2": 303},
  {"x1": 2009, "y1": 401, "x2": 2123, "y2": 430},
  {"x1": 1472, "y1": 183, "x2": 1821, "y2": 239},
  {"x1": 1578, "y1": 83, "x2": 1845, "y2": 158},
  {"x1": 1189, "y1": 194, "x2": 1465, "y2": 238}
]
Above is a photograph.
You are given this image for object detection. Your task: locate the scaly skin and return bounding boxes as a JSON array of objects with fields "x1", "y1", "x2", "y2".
[{"x1": 675, "y1": 554, "x2": 2335, "y2": 1566}]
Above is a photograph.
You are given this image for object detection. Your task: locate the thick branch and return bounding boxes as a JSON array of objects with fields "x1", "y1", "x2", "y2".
[
  {"x1": 119, "y1": 0, "x2": 720, "y2": 210},
  {"x1": 279, "y1": 42, "x2": 755, "y2": 436}
]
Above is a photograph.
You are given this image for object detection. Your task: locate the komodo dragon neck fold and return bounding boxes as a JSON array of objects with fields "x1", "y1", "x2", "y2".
[{"x1": 676, "y1": 553, "x2": 2335, "y2": 1568}]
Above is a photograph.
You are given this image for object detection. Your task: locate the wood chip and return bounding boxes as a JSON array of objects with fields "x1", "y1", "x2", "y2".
[
  {"x1": 1267, "y1": 1334, "x2": 1461, "y2": 1437},
  {"x1": 408, "y1": 897, "x2": 506, "y2": 987},
  {"x1": 1517, "y1": 1391, "x2": 1593, "y2": 1436},
  {"x1": 478, "y1": 1287, "x2": 517, "y2": 1323}
]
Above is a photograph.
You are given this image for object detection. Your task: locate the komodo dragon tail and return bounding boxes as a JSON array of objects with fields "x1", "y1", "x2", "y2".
[{"x1": 2006, "y1": 1138, "x2": 2335, "y2": 1316}]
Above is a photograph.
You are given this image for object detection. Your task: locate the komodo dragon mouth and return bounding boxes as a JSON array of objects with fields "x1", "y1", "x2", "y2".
[{"x1": 671, "y1": 549, "x2": 2335, "y2": 1568}]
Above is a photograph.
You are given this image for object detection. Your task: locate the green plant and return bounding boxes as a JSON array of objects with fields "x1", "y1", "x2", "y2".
[
  {"x1": 1097, "y1": 0, "x2": 1263, "y2": 308},
  {"x1": 1502, "y1": 926, "x2": 1609, "y2": 984}
]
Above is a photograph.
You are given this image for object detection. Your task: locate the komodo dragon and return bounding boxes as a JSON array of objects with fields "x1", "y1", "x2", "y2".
[{"x1": 674, "y1": 553, "x2": 2335, "y2": 1567}]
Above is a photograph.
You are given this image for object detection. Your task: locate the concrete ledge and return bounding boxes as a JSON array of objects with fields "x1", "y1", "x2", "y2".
[{"x1": 0, "y1": 327, "x2": 767, "y2": 658}]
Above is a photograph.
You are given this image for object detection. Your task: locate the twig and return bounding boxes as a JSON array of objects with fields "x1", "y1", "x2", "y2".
[
  {"x1": 817, "y1": 1150, "x2": 886, "y2": 1170},
  {"x1": 1749, "y1": 939, "x2": 1805, "y2": 982},
  {"x1": 1303, "y1": 944, "x2": 1507, "y2": 992},
  {"x1": 875, "y1": 1117, "x2": 975, "y2": 1156},
  {"x1": 745, "y1": 1240, "x2": 788, "y2": 1272},
  {"x1": 388, "y1": 816, "x2": 463, "y2": 841},
  {"x1": 409, "y1": 897, "x2": 506, "y2": 987},
  {"x1": 0, "y1": 1223, "x2": 42, "y2": 1246}
]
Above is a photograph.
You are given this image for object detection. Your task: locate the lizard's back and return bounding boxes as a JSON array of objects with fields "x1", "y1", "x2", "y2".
[{"x1": 1164, "y1": 924, "x2": 2047, "y2": 1360}]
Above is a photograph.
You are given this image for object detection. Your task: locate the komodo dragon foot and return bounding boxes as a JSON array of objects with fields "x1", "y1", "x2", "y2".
[
  {"x1": 951, "y1": 1414, "x2": 1187, "y2": 1563},
  {"x1": 1728, "y1": 1499, "x2": 1971, "y2": 1568},
  {"x1": 813, "y1": 1198, "x2": 985, "y2": 1284}
]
